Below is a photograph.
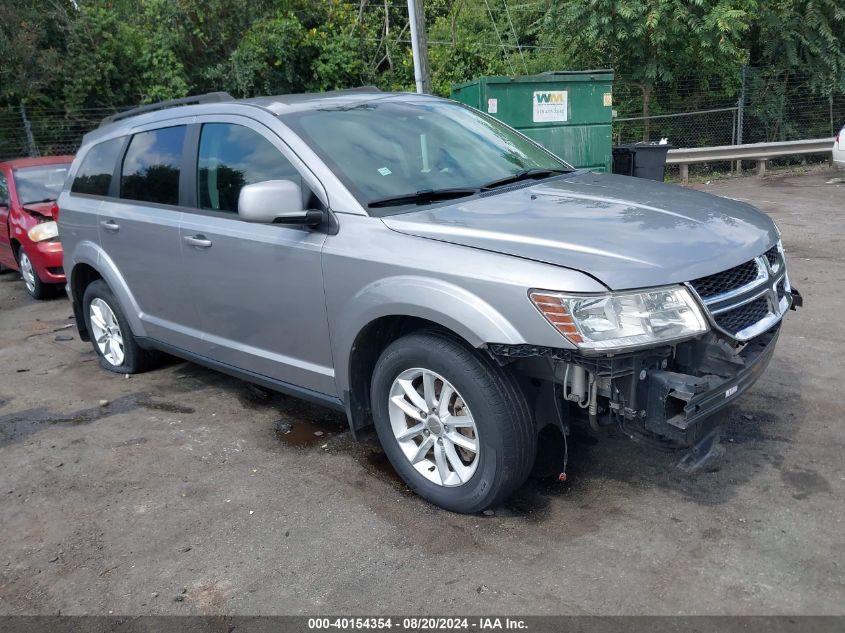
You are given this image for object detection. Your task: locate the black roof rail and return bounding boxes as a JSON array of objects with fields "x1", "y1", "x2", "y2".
[
  {"x1": 337, "y1": 86, "x2": 382, "y2": 93},
  {"x1": 99, "y1": 92, "x2": 234, "y2": 127}
]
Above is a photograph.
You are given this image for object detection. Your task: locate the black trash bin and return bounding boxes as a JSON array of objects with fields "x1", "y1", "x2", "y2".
[
  {"x1": 611, "y1": 146, "x2": 635, "y2": 176},
  {"x1": 612, "y1": 142, "x2": 673, "y2": 181}
]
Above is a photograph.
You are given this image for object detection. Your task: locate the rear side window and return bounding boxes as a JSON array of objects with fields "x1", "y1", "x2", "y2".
[
  {"x1": 197, "y1": 123, "x2": 300, "y2": 213},
  {"x1": 121, "y1": 126, "x2": 186, "y2": 205},
  {"x1": 71, "y1": 137, "x2": 123, "y2": 196}
]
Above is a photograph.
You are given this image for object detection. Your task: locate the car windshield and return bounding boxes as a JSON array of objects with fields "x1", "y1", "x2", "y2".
[
  {"x1": 281, "y1": 99, "x2": 571, "y2": 214},
  {"x1": 13, "y1": 164, "x2": 69, "y2": 205}
]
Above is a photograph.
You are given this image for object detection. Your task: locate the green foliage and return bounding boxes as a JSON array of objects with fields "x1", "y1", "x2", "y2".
[
  {"x1": 427, "y1": 2, "x2": 511, "y2": 95},
  {"x1": 62, "y1": 4, "x2": 149, "y2": 109},
  {"x1": 225, "y1": 2, "x2": 371, "y2": 96},
  {"x1": 226, "y1": 15, "x2": 313, "y2": 96},
  {"x1": 0, "y1": 0, "x2": 71, "y2": 105},
  {"x1": 752, "y1": 0, "x2": 845, "y2": 91},
  {"x1": 0, "y1": 0, "x2": 842, "y2": 133},
  {"x1": 62, "y1": 1, "x2": 190, "y2": 109},
  {"x1": 540, "y1": 1, "x2": 751, "y2": 98}
]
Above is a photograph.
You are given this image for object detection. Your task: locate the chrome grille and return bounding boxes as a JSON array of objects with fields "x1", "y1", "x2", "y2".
[
  {"x1": 686, "y1": 244, "x2": 790, "y2": 341},
  {"x1": 714, "y1": 296, "x2": 771, "y2": 336},
  {"x1": 689, "y1": 259, "x2": 760, "y2": 300},
  {"x1": 764, "y1": 246, "x2": 779, "y2": 269}
]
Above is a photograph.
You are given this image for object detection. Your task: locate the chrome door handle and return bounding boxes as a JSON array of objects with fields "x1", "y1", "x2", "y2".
[
  {"x1": 183, "y1": 235, "x2": 212, "y2": 248},
  {"x1": 100, "y1": 220, "x2": 120, "y2": 232}
]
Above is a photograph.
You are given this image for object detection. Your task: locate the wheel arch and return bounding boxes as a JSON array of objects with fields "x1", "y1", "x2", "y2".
[
  {"x1": 68, "y1": 243, "x2": 147, "y2": 342},
  {"x1": 337, "y1": 276, "x2": 527, "y2": 436}
]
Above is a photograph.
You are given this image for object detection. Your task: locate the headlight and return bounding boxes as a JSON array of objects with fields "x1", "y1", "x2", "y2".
[
  {"x1": 529, "y1": 286, "x2": 708, "y2": 352},
  {"x1": 28, "y1": 221, "x2": 59, "y2": 243}
]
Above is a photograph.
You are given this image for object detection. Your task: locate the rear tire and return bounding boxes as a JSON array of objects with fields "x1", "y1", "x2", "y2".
[
  {"x1": 370, "y1": 331, "x2": 535, "y2": 513},
  {"x1": 82, "y1": 279, "x2": 159, "y2": 374}
]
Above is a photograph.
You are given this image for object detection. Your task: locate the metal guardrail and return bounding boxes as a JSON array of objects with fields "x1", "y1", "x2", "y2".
[{"x1": 667, "y1": 137, "x2": 835, "y2": 182}]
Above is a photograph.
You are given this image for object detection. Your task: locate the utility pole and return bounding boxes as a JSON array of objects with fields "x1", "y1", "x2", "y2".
[{"x1": 407, "y1": 0, "x2": 430, "y2": 94}]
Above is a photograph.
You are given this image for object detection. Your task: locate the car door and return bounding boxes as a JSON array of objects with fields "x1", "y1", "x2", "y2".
[
  {"x1": 0, "y1": 168, "x2": 15, "y2": 268},
  {"x1": 179, "y1": 116, "x2": 335, "y2": 396},
  {"x1": 98, "y1": 120, "x2": 201, "y2": 350}
]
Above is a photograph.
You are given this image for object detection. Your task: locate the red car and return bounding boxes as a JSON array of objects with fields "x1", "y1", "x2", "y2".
[{"x1": 0, "y1": 156, "x2": 73, "y2": 299}]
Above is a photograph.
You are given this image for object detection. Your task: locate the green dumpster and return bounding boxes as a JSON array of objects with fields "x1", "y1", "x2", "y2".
[{"x1": 450, "y1": 70, "x2": 614, "y2": 172}]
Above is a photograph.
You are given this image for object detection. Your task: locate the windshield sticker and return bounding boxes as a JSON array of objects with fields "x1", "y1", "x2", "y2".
[
  {"x1": 377, "y1": 167, "x2": 392, "y2": 176},
  {"x1": 533, "y1": 90, "x2": 568, "y2": 122}
]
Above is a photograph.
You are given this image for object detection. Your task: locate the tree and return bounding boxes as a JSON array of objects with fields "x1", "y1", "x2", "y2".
[
  {"x1": 0, "y1": 0, "x2": 71, "y2": 106},
  {"x1": 541, "y1": 0, "x2": 751, "y2": 138},
  {"x1": 62, "y1": 2, "x2": 188, "y2": 109},
  {"x1": 427, "y1": 1, "x2": 514, "y2": 95},
  {"x1": 745, "y1": 0, "x2": 845, "y2": 140},
  {"x1": 751, "y1": 0, "x2": 845, "y2": 91},
  {"x1": 223, "y1": 1, "x2": 374, "y2": 97}
]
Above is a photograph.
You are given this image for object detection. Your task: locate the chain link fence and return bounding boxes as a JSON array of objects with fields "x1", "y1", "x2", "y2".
[
  {"x1": 2, "y1": 67, "x2": 844, "y2": 166},
  {"x1": 0, "y1": 106, "x2": 118, "y2": 161},
  {"x1": 614, "y1": 107, "x2": 739, "y2": 147},
  {"x1": 611, "y1": 68, "x2": 844, "y2": 178}
]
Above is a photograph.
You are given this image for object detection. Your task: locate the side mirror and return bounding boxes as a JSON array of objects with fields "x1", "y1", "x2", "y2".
[{"x1": 238, "y1": 179, "x2": 323, "y2": 226}]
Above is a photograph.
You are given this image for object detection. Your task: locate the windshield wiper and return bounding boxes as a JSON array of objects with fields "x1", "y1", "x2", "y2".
[
  {"x1": 22, "y1": 197, "x2": 56, "y2": 206},
  {"x1": 480, "y1": 168, "x2": 572, "y2": 191},
  {"x1": 367, "y1": 187, "x2": 479, "y2": 208}
]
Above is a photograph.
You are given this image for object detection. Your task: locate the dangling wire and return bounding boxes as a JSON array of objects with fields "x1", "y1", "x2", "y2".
[{"x1": 553, "y1": 382, "x2": 569, "y2": 482}]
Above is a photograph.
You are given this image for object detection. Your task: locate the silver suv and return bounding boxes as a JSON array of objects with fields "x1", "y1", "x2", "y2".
[{"x1": 58, "y1": 90, "x2": 801, "y2": 513}]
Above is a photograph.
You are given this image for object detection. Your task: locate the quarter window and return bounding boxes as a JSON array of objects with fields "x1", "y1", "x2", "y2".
[
  {"x1": 197, "y1": 123, "x2": 300, "y2": 213},
  {"x1": 121, "y1": 126, "x2": 186, "y2": 205},
  {"x1": 71, "y1": 137, "x2": 124, "y2": 196}
]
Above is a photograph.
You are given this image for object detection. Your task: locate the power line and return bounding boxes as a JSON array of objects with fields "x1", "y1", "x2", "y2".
[
  {"x1": 361, "y1": 37, "x2": 566, "y2": 50},
  {"x1": 481, "y1": 0, "x2": 516, "y2": 75},
  {"x1": 501, "y1": 0, "x2": 528, "y2": 74}
]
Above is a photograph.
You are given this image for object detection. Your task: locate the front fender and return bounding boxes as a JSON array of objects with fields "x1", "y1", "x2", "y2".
[
  {"x1": 69, "y1": 240, "x2": 147, "y2": 338},
  {"x1": 332, "y1": 275, "x2": 525, "y2": 393}
]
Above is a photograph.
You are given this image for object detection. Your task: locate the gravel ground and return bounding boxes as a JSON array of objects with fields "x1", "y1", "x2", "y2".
[{"x1": 0, "y1": 167, "x2": 843, "y2": 615}]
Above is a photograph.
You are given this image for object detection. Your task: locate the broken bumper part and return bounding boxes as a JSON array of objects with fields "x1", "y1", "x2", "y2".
[{"x1": 643, "y1": 327, "x2": 779, "y2": 442}]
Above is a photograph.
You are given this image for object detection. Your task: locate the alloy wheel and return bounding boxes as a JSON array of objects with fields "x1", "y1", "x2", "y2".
[
  {"x1": 387, "y1": 368, "x2": 480, "y2": 487},
  {"x1": 89, "y1": 298, "x2": 125, "y2": 366},
  {"x1": 19, "y1": 252, "x2": 36, "y2": 294}
]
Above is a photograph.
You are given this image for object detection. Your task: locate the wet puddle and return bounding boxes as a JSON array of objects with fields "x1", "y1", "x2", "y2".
[
  {"x1": 273, "y1": 417, "x2": 341, "y2": 447},
  {"x1": 0, "y1": 394, "x2": 195, "y2": 448},
  {"x1": 231, "y1": 383, "x2": 347, "y2": 448}
]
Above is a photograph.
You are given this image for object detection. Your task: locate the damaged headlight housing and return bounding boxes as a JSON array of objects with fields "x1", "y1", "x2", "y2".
[{"x1": 529, "y1": 286, "x2": 708, "y2": 352}]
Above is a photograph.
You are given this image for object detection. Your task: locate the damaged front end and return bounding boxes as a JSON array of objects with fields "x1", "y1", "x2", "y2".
[
  {"x1": 490, "y1": 243, "x2": 801, "y2": 471},
  {"x1": 488, "y1": 320, "x2": 786, "y2": 471}
]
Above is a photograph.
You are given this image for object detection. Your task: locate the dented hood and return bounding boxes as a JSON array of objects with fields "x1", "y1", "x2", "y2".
[
  {"x1": 22, "y1": 200, "x2": 60, "y2": 220},
  {"x1": 381, "y1": 172, "x2": 779, "y2": 290}
]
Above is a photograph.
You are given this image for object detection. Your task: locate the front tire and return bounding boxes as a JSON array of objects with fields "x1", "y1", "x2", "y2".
[
  {"x1": 18, "y1": 248, "x2": 52, "y2": 299},
  {"x1": 82, "y1": 279, "x2": 159, "y2": 373},
  {"x1": 370, "y1": 331, "x2": 535, "y2": 513}
]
